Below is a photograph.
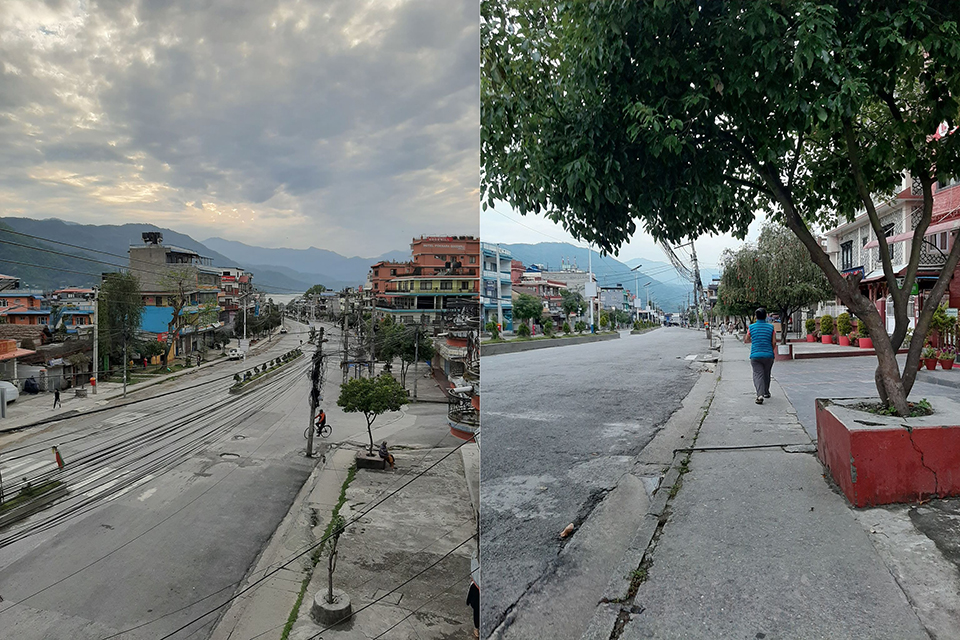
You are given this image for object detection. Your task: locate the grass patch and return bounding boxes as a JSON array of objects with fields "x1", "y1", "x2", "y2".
[
  {"x1": 281, "y1": 463, "x2": 357, "y2": 638},
  {"x1": 0, "y1": 480, "x2": 62, "y2": 513},
  {"x1": 856, "y1": 398, "x2": 934, "y2": 417}
]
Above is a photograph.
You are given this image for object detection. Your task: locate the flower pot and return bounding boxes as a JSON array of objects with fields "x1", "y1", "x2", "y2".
[
  {"x1": 924, "y1": 358, "x2": 938, "y2": 370},
  {"x1": 838, "y1": 336, "x2": 850, "y2": 346},
  {"x1": 806, "y1": 334, "x2": 816, "y2": 342},
  {"x1": 859, "y1": 338, "x2": 873, "y2": 349},
  {"x1": 940, "y1": 359, "x2": 955, "y2": 370},
  {"x1": 822, "y1": 335, "x2": 833, "y2": 344}
]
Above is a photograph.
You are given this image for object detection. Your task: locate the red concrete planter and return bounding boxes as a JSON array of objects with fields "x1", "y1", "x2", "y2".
[
  {"x1": 838, "y1": 336, "x2": 850, "y2": 346},
  {"x1": 816, "y1": 397, "x2": 960, "y2": 507},
  {"x1": 924, "y1": 359, "x2": 938, "y2": 370},
  {"x1": 858, "y1": 338, "x2": 873, "y2": 349},
  {"x1": 806, "y1": 334, "x2": 816, "y2": 342},
  {"x1": 821, "y1": 335, "x2": 833, "y2": 344},
  {"x1": 941, "y1": 359, "x2": 955, "y2": 370}
]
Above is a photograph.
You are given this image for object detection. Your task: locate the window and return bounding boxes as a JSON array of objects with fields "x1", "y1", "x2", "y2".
[
  {"x1": 390, "y1": 269, "x2": 397, "y2": 276},
  {"x1": 881, "y1": 223, "x2": 895, "y2": 237},
  {"x1": 469, "y1": 256, "x2": 477, "y2": 263},
  {"x1": 420, "y1": 280, "x2": 432, "y2": 290},
  {"x1": 840, "y1": 241, "x2": 853, "y2": 270},
  {"x1": 939, "y1": 232, "x2": 949, "y2": 250},
  {"x1": 460, "y1": 281, "x2": 471, "y2": 290},
  {"x1": 156, "y1": 297, "x2": 163, "y2": 306},
  {"x1": 440, "y1": 280, "x2": 452, "y2": 290}
]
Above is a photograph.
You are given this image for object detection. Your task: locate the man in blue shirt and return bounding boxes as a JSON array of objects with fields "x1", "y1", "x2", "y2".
[{"x1": 747, "y1": 308, "x2": 777, "y2": 404}]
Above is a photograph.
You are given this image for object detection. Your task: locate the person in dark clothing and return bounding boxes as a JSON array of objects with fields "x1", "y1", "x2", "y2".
[
  {"x1": 467, "y1": 550, "x2": 480, "y2": 638},
  {"x1": 53, "y1": 389, "x2": 61, "y2": 409},
  {"x1": 378, "y1": 441, "x2": 395, "y2": 469}
]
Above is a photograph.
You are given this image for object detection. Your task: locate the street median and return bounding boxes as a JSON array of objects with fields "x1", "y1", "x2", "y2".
[{"x1": 482, "y1": 332, "x2": 619, "y2": 356}]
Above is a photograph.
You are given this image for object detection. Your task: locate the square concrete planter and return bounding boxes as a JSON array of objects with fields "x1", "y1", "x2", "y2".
[{"x1": 816, "y1": 396, "x2": 960, "y2": 507}]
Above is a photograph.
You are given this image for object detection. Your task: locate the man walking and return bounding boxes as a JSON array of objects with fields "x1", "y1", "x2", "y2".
[
  {"x1": 53, "y1": 388, "x2": 61, "y2": 409},
  {"x1": 746, "y1": 308, "x2": 777, "y2": 404}
]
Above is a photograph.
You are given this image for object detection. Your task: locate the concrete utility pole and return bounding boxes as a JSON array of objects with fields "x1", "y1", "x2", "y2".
[
  {"x1": 588, "y1": 245, "x2": 594, "y2": 332},
  {"x1": 690, "y1": 242, "x2": 704, "y2": 329},
  {"x1": 306, "y1": 328, "x2": 325, "y2": 459},
  {"x1": 413, "y1": 323, "x2": 421, "y2": 401},
  {"x1": 92, "y1": 287, "x2": 98, "y2": 395},
  {"x1": 496, "y1": 244, "x2": 504, "y2": 331},
  {"x1": 342, "y1": 293, "x2": 350, "y2": 384},
  {"x1": 122, "y1": 339, "x2": 128, "y2": 398}
]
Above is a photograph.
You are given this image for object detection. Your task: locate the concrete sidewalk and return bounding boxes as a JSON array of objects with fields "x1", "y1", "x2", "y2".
[{"x1": 587, "y1": 338, "x2": 935, "y2": 639}]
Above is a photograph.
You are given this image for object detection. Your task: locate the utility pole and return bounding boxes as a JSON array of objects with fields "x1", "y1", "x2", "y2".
[
  {"x1": 690, "y1": 241, "x2": 703, "y2": 329},
  {"x1": 413, "y1": 323, "x2": 420, "y2": 401},
  {"x1": 588, "y1": 245, "x2": 594, "y2": 332},
  {"x1": 92, "y1": 287, "x2": 99, "y2": 395},
  {"x1": 496, "y1": 244, "x2": 503, "y2": 331},
  {"x1": 306, "y1": 327, "x2": 325, "y2": 459},
  {"x1": 342, "y1": 293, "x2": 350, "y2": 384},
  {"x1": 122, "y1": 337, "x2": 128, "y2": 398}
]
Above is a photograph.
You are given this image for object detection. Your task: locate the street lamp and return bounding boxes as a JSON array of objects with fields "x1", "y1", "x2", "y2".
[{"x1": 631, "y1": 265, "x2": 642, "y2": 320}]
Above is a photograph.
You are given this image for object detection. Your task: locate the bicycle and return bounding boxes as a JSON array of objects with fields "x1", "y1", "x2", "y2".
[{"x1": 304, "y1": 422, "x2": 332, "y2": 439}]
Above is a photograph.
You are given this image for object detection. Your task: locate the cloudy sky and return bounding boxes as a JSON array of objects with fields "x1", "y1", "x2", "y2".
[{"x1": 0, "y1": 0, "x2": 478, "y2": 256}]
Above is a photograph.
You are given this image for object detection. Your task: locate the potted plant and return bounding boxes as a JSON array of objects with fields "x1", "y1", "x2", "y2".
[
  {"x1": 820, "y1": 314, "x2": 834, "y2": 344},
  {"x1": 836, "y1": 313, "x2": 852, "y2": 346},
  {"x1": 805, "y1": 318, "x2": 817, "y2": 342},
  {"x1": 857, "y1": 320, "x2": 873, "y2": 349},
  {"x1": 938, "y1": 346, "x2": 956, "y2": 371},
  {"x1": 922, "y1": 345, "x2": 939, "y2": 370}
]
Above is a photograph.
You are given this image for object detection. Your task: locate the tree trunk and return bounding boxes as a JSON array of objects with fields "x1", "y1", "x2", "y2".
[{"x1": 366, "y1": 417, "x2": 375, "y2": 455}]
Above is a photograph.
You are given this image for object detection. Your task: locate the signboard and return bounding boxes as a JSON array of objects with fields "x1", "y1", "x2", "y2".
[
  {"x1": 947, "y1": 308, "x2": 959, "y2": 318},
  {"x1": 584, "y1": 281, "x2": 597, "y2": 298}
]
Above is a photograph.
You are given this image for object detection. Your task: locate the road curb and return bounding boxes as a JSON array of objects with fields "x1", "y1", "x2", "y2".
[
  {"x1": 228, "y1": 352, "x2": 304, "y2": 395},
  {"x1": 481, "y1": 332, "x2": 620, "y2": 356}
]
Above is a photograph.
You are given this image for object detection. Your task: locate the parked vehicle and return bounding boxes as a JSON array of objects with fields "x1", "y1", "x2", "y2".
[
  {"x1": 227, "y1": 348, "x2": 246, "y2": 360},
  {"x1": 279, "y1": 327, "x2": 288, "y2": 334},
  {"x1": 0, "y1": 380, "x2": 20, "y2": 403}
]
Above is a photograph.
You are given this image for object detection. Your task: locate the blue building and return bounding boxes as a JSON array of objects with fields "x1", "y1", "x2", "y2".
[{"x1": 481, "y1": 243, "x2": 513, "y2": 332}]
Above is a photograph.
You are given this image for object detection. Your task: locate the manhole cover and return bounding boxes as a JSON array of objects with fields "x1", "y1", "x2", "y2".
[
  {"x1": 232, "y1": 435, "x2": 245, "y2": 440},
  {"x1": 220, "y1": 453, "x2": 240, "y2": 459}
]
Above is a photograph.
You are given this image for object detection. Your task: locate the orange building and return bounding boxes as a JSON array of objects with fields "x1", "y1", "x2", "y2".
[{"x1": 369, "y1": 236, "x2": 480, "y2": 324}]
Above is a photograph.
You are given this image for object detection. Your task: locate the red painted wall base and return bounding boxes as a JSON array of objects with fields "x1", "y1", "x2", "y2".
[{"x1": 816, "y1": 397, "x2": 960, "y2": 507}]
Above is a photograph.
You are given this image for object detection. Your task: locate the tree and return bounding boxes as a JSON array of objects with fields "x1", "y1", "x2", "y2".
[
  {"x1": 159, "y1": 267, "x2": 197, "y2": 356},
  {"x1": 481, "y1": 1, "x2": 960, "y2": 416},
  {"x1": 337, "y1": 373, "x2": 409, "y2": 455},
  {"x1": 560, "y1": 289, "x2": 585, "y2": 318},
  {"x1": 513, "y1": 293, "x2": 543, "y2": 329},
  {"x1": 718, "y1": 223, "x2": 832, "y2": 343},
  {"x1": 305, "y1": 284, "x2": 328, "y2": 296},
  {"x1": 100, "y1": 272, "x2": 144, "y2": 383}
]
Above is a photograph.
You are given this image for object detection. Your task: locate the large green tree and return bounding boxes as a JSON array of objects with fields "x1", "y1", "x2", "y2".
[
  {"x1": 718, "y1": 223, "x2": 832, "y2": 343},
  {"x1": 482, "y1": 0, "x2": 960, "y2": 416},
  {"x1": 99, "y1": 272, "x2": 144, "y2": 371}
]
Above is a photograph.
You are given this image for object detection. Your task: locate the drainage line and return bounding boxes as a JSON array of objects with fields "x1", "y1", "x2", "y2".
[{"x1": 673, "y1": 442, "x2": 814, "y2": 454}]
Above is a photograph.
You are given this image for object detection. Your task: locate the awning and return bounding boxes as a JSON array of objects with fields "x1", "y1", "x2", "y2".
[
  {"x1": 859, "y1": 264, "x2": 940, "y2": 284},
  {"x1": 863, "y1": 218, "x2": 960, "y2": 249}
]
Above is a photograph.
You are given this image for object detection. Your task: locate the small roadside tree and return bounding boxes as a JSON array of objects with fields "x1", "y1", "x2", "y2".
[
  {"x1": 100, "y1": 272, "x2": 144, "y2": 381},
  {"x1": 337, "y1": 373, "x2": 409, "y2": 455},
  {"x1": 513, "y1": 293, "x2": 543, "y2": 331}
]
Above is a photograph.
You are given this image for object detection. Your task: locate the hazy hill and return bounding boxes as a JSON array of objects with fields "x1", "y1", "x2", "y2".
[
  {"x1": 501, "y1": 242, "x2": 695, "y2": 312},
  {"x1": 0, "y1": 217, "x2": 401, "y2": 292}
]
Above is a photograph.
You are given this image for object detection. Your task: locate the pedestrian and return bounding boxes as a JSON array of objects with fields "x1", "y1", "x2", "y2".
[
  {"x1": 746, "y1": 307, "x2": 777, "y2": 404},
  {"x1": 378, "y1": 441, "x2": 395, "y2": 469},
  {"x1": 52, "y1": 445, "x2": 65, "y2": 470},
  {"x1": 53, "y1": 388, "x2": 61, "y2": 409},
  {"x1": 143, "y1": 357, "x2": 148, "y2": 369},
  {"x1": 467, "y1": 549, "x2": 480, "y2": 638}
]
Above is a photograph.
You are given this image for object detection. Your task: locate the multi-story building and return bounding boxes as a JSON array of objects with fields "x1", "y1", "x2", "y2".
[
  {"x1": 513, "y1": 270, "x2": 567, "y2": 323},
  {"x1": 822, "y1": 173, "x2": 960, "y2": 332},
  {"x1": 218, "y1": 267, "x2": 254, "y2": 324},
  {"x1": 0, "y1": 291, "x2": 48, "y2": 325},
  {"x1": 370, "y1": 236, "x2": 480, "y2": 326},
  {"x1": 599, "y1": 285, "x2": 629, "y2": 312},
  {"x1": 128, "y1": 232, "x2": 222, "y2": 355},
  {"x1": 481, "y1": 243, "x2": 513, "y2": 331}
]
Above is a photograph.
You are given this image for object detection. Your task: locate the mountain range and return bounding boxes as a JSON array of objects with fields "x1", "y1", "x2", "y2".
[
  {"x1": 501, "y1": 242, "x2": 719, "y2": 312},
  {"x1": 0, "y1": 217, "x2": 404, "y2": 292}
]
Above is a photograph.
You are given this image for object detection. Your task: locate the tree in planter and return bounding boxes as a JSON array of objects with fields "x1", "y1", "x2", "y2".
[
  {"x1": 574, "y1": 320, "x2": 586, "y2": 334},
  {"x1": 598, "y1": 311, "x2": 609, "y2": 330},
  {"x1": 542, "y1": 319, "x2": 554, "y2": 336},
  {"x1": 562, "y1": 321, "x2": 572, "y2": 334},
  {"x1": 325, "y1": 514, "x2": 347, "y2": 605},
  {"x1": 516, "y1": 323, "x2": 531, "y2": 337},
  {"x1": 513, "y1": 293, "x2": 543, "y2": 332},
  {"x1": 805, "y1": 318, "x2": 817, "y2": 337},
  {"x1": 820, "y1": 315, "x2": 835, "y2": 342},
  {"x1": 485, "y1": 321, "x2": 500, "y2": 340},
  {"x1": 481, "y1": 1, "x2": 960, "y2": 415},
  {"x1": 837, "y1": 313, "x2": 852, "y2": 341},
  {"x1": 337, "y1": 373, "x2": 409, "y2": 455}
]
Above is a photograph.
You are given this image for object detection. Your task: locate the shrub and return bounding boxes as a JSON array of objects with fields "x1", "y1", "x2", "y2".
[
  {"x1": 922, "y1": 345, "x2": 938, "y2": 359},
  {"x1": 562, "y1": 321, "x2": 572, "y2": 334},
  {"x1": 805, "y1": 318, "x2": 817, "y2": 335},
  {"x1": 516, "y1": 323, "x2": 531, "y2": 337},
  {"x1": 633, "y1": 320, "x2": 642, "y2": 330},
  {"x1": 836, "y1": 312, "x2": 851, "y2": 336},
  {"x1": 233, "y1": 373, "x2": 241, "y2": 383},
  {"x1": 857, "y1": 318, "x2": 870, "y2": 338},
  {"x1": 485, "y1": 321, "x2": 500, "y2": 340},
  {"x1": 575, "y1": 320, "x2": 587, "y2": 334},
  {"x1": 819, "y1": 314, "x2": 834, "y2": 336},
  {"x1": 543, "y1": 319, "x2": 554, "y2": 336},
  {"x1": 938, "y1": 346, "x2": 956, "y2": 361}
]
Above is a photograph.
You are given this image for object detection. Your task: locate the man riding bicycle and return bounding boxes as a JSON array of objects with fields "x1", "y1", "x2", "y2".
[{"x1": 316, "y1": 409, "x2": 327, "y2": 430}]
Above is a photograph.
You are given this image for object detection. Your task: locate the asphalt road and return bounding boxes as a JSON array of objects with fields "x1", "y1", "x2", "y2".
[
  {"x1": 479, "y1": 327, "x2": 708, "y2": 639},
  {"x1": 0, "y1": 321, "x2": 327, "y2": 639}
]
